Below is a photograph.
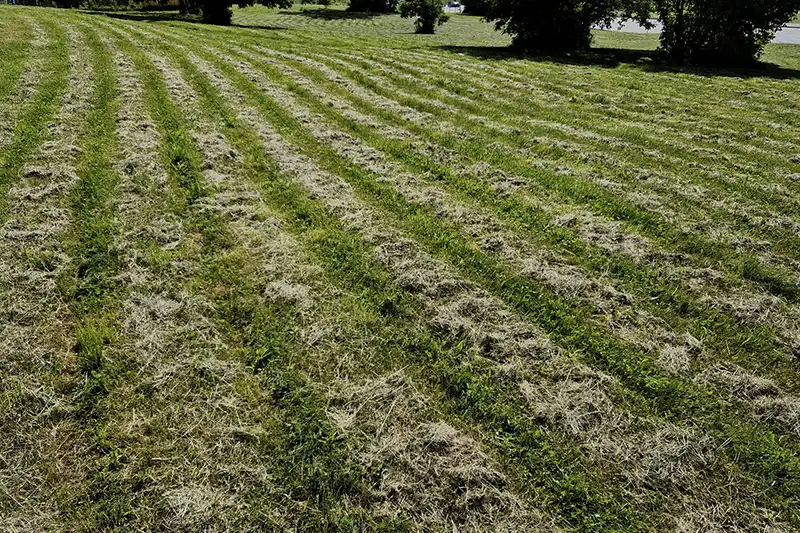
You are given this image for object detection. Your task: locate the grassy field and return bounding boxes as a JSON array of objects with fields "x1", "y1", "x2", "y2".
[{"x1": 2, "y1": 4, "x2": 800, "y2": 532}]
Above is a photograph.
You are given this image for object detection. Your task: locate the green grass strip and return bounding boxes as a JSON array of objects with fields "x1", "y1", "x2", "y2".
[
  {"x1": 0, "y1": 18, "x2": 69, "y2": 217},
  {"x1": 56, "y1": 21, "x2": 136, "y2": 531},
  {"x1": 0, "y1": 12, "x2": 32, "y2": 103}
]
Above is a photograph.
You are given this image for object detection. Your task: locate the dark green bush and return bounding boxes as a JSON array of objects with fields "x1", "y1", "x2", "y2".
[
  {"x1": 485, "y1": 0, "x2": 649, "y2": 52},
  {"x1": 655, "y1": 0, "x2": 800, "y2": 65}
]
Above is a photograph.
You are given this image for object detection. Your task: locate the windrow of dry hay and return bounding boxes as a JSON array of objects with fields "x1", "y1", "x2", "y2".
[{"x1": 1, "y1": 5, "x2": 800, "y2": 532}]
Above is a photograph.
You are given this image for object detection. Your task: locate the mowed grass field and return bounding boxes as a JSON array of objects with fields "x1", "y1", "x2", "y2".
[{"x1": 2, "y1": 4, "x2": 800, "y2": 532}]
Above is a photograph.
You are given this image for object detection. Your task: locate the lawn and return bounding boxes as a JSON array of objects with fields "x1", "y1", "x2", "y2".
[{"x1": 1, "y1": 3, "x2": 800, "y2": 532}]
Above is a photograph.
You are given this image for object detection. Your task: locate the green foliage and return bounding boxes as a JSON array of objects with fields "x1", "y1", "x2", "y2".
[
  {"x1": 347, "y1": 0, "x2": 398, "y2": 12},
  {"x1": 654, "y1": 0, "x2": 800, "y2": 65},
  {"x1": 462, "y1": 0, "x2": 490, "y2": 15},
  {"x1": 484, "y1": 0, "x2": 650, "y2": 52},
  {"x1": 184, "y1": 0, "x2": 292, "y2": 24},
  {"x1": 399, "y1": 0, "x2": 449, "y2": 33}
]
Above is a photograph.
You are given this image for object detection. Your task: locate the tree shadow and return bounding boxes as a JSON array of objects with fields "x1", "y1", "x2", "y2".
[
  {"x1": 276, "y1": 8, "x2": 390, "y2": 20},
  {"x1": 83, "y1": 10, "x2": 288, "y2": 30},
  {"x1": 439, "y1": 45, "x2": 800, "y2": 80}
]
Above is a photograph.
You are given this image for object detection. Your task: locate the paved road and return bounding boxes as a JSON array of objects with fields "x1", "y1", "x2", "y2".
[{"x1": 598, "y1": 19, "x2": 800, "y2": 45}]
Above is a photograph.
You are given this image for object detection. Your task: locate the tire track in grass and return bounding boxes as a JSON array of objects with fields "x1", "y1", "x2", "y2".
[
  {"x1": 106, "y1": 15, "x2": 800, "y2": 528},
  {"x1": 212, "y1": 42, "x2": 800, "y2": 406},
  {"x1": 0, "y1": 18, "x2": 92, "y2": 530}
]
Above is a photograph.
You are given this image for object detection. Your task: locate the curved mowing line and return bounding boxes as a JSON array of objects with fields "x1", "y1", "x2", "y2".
[
  {"x1": 328, "y1": 50, "x2": 800, "y2": 270},
  {"x1": 381, "y1": 48, "x2": 800, "y2": 210},
  {"x1": 229, "y1": 44, "x2": 800, "y2": 396},
  {"x1": 400, "y1": 47, "x2": 800, "y2": 174},
  {"x1": 98, "y1": 15, "x2": 688, "y2": 520},
  {"x1": 370, "y1": 49, "x2": 800, "y2": 256},
  {"x1": 108, "y1": 19, "x2": 800, "y2": 528},
  {"x1": 422, "y1": 47, "x2": 800, "y2": 154},
  {"x1": 0, "y1": 18, "x2": 69, "y2": 218},
  {"x1": 268, "y1": 48, "x2": 800, "y2": 306}
]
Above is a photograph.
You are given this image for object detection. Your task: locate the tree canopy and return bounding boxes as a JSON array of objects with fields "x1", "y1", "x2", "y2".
[
  {"x1": 654, "y1": 0, "x2": 800, "y2": 65},
  {"x1": 187, "y1": 0, "x2": 290, "y2": 25},
  {"x1": 399, "y1": 0, "x2": 449, "y2": 33},
  {"x1": 484, "y1": 0, "x2": 649, "y2": 52}
]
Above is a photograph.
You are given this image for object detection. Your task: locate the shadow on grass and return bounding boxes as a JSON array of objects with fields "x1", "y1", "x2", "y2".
[
  {"x1": 82, "y1": 9, "x2": 288, "y2": 30},
  {"x1": 439, "y1": 45, "x2": 800, "y2": 80},
  {"x1": 276, "y1": 8, "x2": 390, "y2": 20}
]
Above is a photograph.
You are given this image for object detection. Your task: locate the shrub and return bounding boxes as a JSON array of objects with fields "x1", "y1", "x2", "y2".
[
  {"x1": 655, "y1": 0, "x2": 800, "y2": 65},
  {"x1": 399, "y1": 0, "x2": 449, "y2": 33}
]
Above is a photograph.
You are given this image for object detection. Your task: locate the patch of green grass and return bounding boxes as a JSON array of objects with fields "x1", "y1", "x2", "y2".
[{"x1": 0, "y1": 18, "x2": 69, "y2": 217}]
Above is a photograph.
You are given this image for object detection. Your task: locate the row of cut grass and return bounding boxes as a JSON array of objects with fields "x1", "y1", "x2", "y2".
[
  {"x1": 81, "y1": 20, "x2": 408, "y2": 530},
  {"x1": 0, "y1": 18, "x2": 69, "y2": 217},
  {"x1": 123, "y1": 22, "x2": 671, "y2": 532},
  {"x1": 108, "y1": 16, "x2": 800, "y2": 528},
  {"x1": 241, "y1": 43, "x2": 800, "y2": 395}
]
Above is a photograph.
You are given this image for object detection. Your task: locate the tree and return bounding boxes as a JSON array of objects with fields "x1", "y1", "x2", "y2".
[
  {"x1": 462, "y1": 0, "x2": 490, "y2": 16},
  {"x1": 347, "y1": 0, "x2": 398, "y2": 12},
  {"x1": 484, "y1": 0, "x2": 649, "y2": 52},
  {"x1": 188, "y1": 0, "x2": 291, "y2": 25},
  {"x1": 654, "y1": 0, "x2": 800, "y2": 65},
  {"x1": 400, "y1": 0, "x2": 449, "y2": 33}
]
